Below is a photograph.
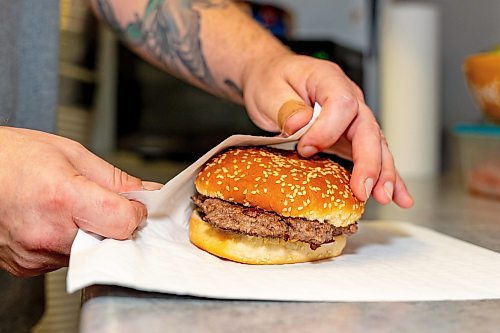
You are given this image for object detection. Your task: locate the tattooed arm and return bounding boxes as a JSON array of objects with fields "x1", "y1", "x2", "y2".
[
  {"x1": 89, "y1": 0, "x2": 413, "y2": 208},
  {"x1": 89, "y1": 0, "x2": 278, "y2": 103}
]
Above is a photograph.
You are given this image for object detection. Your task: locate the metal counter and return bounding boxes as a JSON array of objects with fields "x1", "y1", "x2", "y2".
[{"x1": 80, "y1": 175, "x2": 500, "y2": 333}]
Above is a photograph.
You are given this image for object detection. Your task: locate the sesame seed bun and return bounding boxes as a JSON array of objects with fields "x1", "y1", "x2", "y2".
[
  {"x1": 189, "y1": 211, "x2": 346, "y2": 264},
  {"x1": 194, "y1": 146, "x2": 364, "y2": 228}
]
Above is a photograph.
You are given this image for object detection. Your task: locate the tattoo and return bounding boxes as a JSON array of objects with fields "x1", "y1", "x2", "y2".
[
  {"x1": 224, "y1": 79, "x2": 243, "y2": 98},
  {"x1": 94, "y1": 0, "x2": 229, "y2": 89},
  {"x1": 95, "y1": 0, "x2": 124, "y2": 35}
]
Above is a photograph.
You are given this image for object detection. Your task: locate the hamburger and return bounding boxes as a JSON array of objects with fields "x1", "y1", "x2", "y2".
[{"x1": 190, "y1": 146, "x2": 364, "y2": 264}]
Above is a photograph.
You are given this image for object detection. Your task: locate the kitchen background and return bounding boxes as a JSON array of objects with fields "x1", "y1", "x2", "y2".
[{"x1": 34, "y1": 0, "x2": 499, "y2": 332}]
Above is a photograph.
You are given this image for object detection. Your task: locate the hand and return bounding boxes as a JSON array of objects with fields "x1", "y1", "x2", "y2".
[
  {"x1": 242, "y1": 54, "x2": 413, "y2": 208},
  {"x1": 0, "y1": 127, "x2": 162, "y2": 276}
]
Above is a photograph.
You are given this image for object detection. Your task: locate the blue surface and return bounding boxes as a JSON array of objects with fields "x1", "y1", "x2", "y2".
[{"x1": 453, "y1": 124, "x2": 500, "y2": 137}]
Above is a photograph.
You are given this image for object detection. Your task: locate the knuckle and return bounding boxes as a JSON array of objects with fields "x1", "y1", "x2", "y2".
[
  {"x1": 339, "y1": 95, "x2": 359, "y2": 115},
  {"x1": 363, "y1": 165, "x2": 381, "y2": 180},
  {"x1": 67, "y1": 139, "x2": 87, "y2": 156},
  {"x1": 314, "y1": 138, "x2": 333, "y2": 151},
  {"x1": 12, "y1": 253, "x2": 42, "y2": 275},
  {"x1": 366, "y1": 120, "x2": 381, "y2": 134},
  {"x1": 16, "y1": 258, "x2": 38, "y2": 272},
  {"x1": 380, "y1": 131, "x2": 389, "y2": 146},
  {"x1": 353, "y1": 83, "x2": 363, "y2": 95},
  {"x1": 325, "y1": 61, "x2": 343, "y2": 74},
  {"x1": 353, "y1": 85, "x2": 365, "y2": 101}
]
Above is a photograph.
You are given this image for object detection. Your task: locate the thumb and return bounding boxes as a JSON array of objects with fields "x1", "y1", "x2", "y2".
[
  {"x1": 277, "y1": 100, "x2": 313, "y2": 137},
  {"x1": 60, "y1": 144, "x2": 148, "y2": 238},
  {"x1": 65, "y1": 145, "x2": 144, "y2": 193},
  {"x1": 70, "y1": 175, "x2": 147, "y2": 239}
]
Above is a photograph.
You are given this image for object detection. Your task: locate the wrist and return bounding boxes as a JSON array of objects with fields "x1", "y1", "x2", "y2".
[{"x1": 239, "y1": 37, "x2": 293, "y2": 95}]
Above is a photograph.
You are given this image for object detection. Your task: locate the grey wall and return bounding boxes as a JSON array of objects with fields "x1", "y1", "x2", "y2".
[{"x1": 0, "y1": 0, "x2": 60, "y2": 132}]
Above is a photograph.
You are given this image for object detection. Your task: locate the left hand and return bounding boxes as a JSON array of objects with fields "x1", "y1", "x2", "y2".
[{"x1": 242, "y1": 54, "x2": 413, "y2": 208}]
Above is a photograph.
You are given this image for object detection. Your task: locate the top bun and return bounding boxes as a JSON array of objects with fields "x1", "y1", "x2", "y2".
[{"x1": 195, "y1": 147, "x2": 364, "y2": 227}]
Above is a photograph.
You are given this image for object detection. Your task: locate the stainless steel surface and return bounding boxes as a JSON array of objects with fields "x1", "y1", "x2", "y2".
[{"x1": 80, "y1": 175, "x2": 500, "y2": 333}]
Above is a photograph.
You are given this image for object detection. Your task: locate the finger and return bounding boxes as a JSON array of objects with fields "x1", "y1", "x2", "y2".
[
  {"x1": 277, "y1": 100, "x2": 314, "y2": 136},
  {"x1": 142, "y1": 181, "x2": 163, "y2": 191},
  {"x1": 69, "y1": 148, "x2": 144, "y2": 193},
  {"x1": 70, "y1": 175, "x2": 147, "y2": 239},
  {"x1": 324, "y1": 136, "x2": 353, "y2": 161},
  {"x1": 393, "y1": 172, "x2": 414, "y2": 208},
  {"x1": 347, "y1": 105, "x2": 383, "y2": 202},
  {"x1": 297, "y1": 79, "x2": 359, "y2": 157},
  {"x1": 370, "y1": 135, "x2": 397, "y2": 205}
]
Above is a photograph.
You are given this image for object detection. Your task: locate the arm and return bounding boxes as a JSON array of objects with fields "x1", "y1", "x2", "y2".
[
  {"x1": 88, "y1": 0, "x2": 285, "y2": 103},
  {"x1": 89, "y1": 0, "x2": 413, "y2": 208}
]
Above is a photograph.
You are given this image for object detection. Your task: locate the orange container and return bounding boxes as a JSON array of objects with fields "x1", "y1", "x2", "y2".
[{"x1": 463, "y1": 53, "x2": 500, "y2": 124}]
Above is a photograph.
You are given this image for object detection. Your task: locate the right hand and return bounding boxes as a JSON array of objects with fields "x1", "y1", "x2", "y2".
[
  {"x1": 243, "y1": 54, "x2": 413, "y2": 208},
  {"x1": 0, "y1": 127, "x2": 161, "y2": 277}
]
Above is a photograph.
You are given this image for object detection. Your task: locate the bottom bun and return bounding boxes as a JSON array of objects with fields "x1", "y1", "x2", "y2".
[{"x1": 189, "y1": 210, "x2": 346, "y2": 265}]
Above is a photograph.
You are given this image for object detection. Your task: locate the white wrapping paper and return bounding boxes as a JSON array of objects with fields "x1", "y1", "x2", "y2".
[{"x1": 67, "y1": 104, "x2": 500, "y2": 301}]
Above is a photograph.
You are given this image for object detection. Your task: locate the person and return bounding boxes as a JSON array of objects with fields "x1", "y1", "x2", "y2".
[{"x1": 0, "y1": 0, "x2": 412, "y2": 278}]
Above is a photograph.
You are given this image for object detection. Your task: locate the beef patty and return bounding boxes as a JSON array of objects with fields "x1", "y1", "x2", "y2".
[{"x1": 192, "y1": 194, "x2": 357, "y2": 249}]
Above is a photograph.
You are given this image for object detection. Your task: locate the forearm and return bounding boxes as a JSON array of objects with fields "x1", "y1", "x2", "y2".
[
  {"x1": 88, "y1": 1, "x2": 414, "y2": 209},
  {"x1": 88, "y1": 0, "x2": 290, "y2": 103}
]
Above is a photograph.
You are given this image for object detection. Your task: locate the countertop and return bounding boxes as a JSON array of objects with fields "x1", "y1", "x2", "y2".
[{"x1": 80, "y1": 175, "x2": 500, "y2": 333}]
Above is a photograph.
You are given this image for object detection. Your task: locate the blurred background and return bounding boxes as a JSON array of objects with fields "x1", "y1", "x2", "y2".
[{"x1": 33, "y1": 0, "x2": 499, "y2": 332}]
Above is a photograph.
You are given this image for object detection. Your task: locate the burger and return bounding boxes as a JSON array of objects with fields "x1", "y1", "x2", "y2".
[{"x1": 190, "y1": 146, "x2": 365, "y2": 264}]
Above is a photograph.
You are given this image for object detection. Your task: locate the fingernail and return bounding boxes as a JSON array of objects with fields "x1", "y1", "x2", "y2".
[
  {"x1": 364, "y1": 178, "x2": 374, "y2": 200},
  {"x1": 300, "y1": 145, "x2": 318, "y2": 157},
  {"x1": 281, "y1": 110, "x2": 305, "y2": 136},
  {"x1": 384, "y1": 182, "x2": 394, "y2": 201}
]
